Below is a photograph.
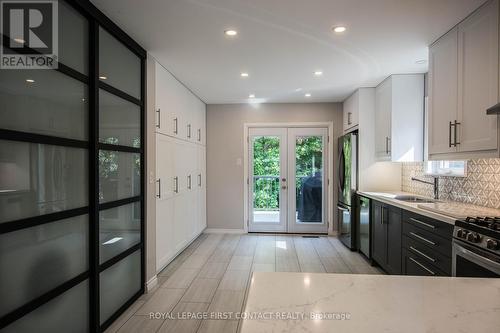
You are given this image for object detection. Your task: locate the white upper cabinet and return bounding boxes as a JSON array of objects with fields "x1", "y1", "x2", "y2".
[
  {"x1": 375, "y1": 75, "x2": 425, "y2": 162},
  {"x1": 154, "y1": 61, "x2": 206, "y2": 146},
  {"x1": 428, "y1": 0, "x2": 499, "y2": 159},
  {"x1": 343, "y1": 91, "x2": 360, "y2": 132}
]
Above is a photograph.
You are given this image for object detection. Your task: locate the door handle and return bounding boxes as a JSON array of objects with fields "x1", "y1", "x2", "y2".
[
  {"x1": 187, "y1": 175, "x2": 192, "y2": 189},
  {"x1": 174, "y1": 176, "x2": 179, "y2": 193},
  {"x1": 409, "y1": 257, "x2": 436, "y2": 275},
  {"x1": 347, "y1": 112, "x2": 352, "y2": 125},
  {"x1": 197, "y1": 129, "x2": 201, "y2": 142},
  {"x1": 173, "y1": 118, "x2": 178, "y2": 134},
  {"x1": 156, "y1": 179, "x2": 161, "y2": 198},
  {"x1": 156, "y1": 109, "x2": 161, "y2": 128},
  {"x1": 385, "y1": 137, "x2": 389, "y2": 155},
  {"x1": 198, "y1": 174, "x2": 202, "y2": 187},
  {"x1": 449, "y1": 121, "x2": 453, "y2": 147},
  {"x1": 409, "y1": 232, "x2": 436, "y2": 246},
  {"x1": 187, "y1": 124, "x2": 192, "y2": 138},
  {"x1": 454, "y1": 120, "x2": 460, "y2": 146}
]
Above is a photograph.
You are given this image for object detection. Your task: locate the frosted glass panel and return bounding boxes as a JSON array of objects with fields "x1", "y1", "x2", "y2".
[
  {"x1": 99, "y1": 151, "x2": 140, "y2": 203},
  {"x1": 0, "y1": 215, "x2": 88, "y2": 316},
  {"x1": 0, "y1": 70, "x2": 88, "y2": 140},
  {"x1": 100, "y1": 202, "x2": 141, "y2": 263},
  {"x1": 1, "y1": 280, "x2": 88, "y2": 333},
  {"x1": 59, "y1": 1, "x2": 88, "y2": 74},
  {"x1": 99, "y1": 27, "x2": 141, "y2": 99},
  {"x1": 0, "y1": 140, "x2": 88, "y2": 223},
  {"x1": 99, "y1": 89, "x2": 140, "y2": 148},
  {"x1": 100, "y1": 250, "x2": 141, "y2": 324}
]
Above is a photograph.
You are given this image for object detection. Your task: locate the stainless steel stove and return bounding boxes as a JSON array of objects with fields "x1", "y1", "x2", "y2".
[{"x1": 452, "y1": 217, "x2": 500, "y2": 277}]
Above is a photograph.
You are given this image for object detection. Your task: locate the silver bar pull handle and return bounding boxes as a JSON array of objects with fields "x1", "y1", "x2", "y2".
[
  {"x1": 187, "y1": 124, "x2": 191, "y2": 138},
  {"x1": 347, "y1": 112, "x2": 352, "y2": 125},
  {"x1": 198, "y1": 174, "x2": 202, "y2": 187},
  {"x1": 449, "y1": 121, "x2": 453, "y2": 147},
  {"x1": 174, "y1": 176, "x2": 179, "y2": 193},
  {"x1": 156, "y1": 109, "x2": 161, "y2": 128},
  {"x1": 197, "y1": 129, "x2": 201, "y2": 142},
  {"x1": 174, "y1": 118, "x2": 178, "y2": 134},
  {"x1": 187, "y1": 175, "x2": 192, "y2": 189},
  {"x1": 410, "y1": 218, "x2": 436, "y2": 230},
  {"x1": 454, "y1": 120, "x2": 460, "y2": 146},
  {"x1": 156, "y1": 179, "x2": 161, "y2": 198},
  {"x1": 409, "y1": 246, "x2": 436, "y2": 262},
  {"x1": 409, "y1": 257, "x2": 436, "y2": 275},
  {"x1": 410, "y1": 232, "x2": 436, "y2": 246}
]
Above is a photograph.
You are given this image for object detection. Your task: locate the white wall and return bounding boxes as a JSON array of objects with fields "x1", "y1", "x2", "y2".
[{"x1": 206, "y1": 103, "x2": 343, "y2": 231}]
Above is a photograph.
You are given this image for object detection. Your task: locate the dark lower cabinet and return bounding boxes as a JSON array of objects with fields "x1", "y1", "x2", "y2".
[
  {"x1": 372, "y1": 201, "x2": 402, "y2": 274},
  {"x1": 403, "y1": 248, "x2": 446, "y2": 276}
]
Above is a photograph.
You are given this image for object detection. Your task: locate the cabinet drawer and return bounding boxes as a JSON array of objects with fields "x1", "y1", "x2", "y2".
[
  {"x1": 403, "y1": 248, "x2": 447, "y2": 277},
  {"x1": 402, "y1": 211, "x2": 453, "y2": 239},
  {"x1": 403, "y1": 221, "x2": 452, "y2": 257},
  {"x1": 403, "y1": 236, "x2": 451, "y2": 275}
]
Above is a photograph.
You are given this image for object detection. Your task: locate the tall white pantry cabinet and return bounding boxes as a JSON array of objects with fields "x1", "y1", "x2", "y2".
[{"x1": 154, "y1": 61, "x2": 207, "y2": 271}]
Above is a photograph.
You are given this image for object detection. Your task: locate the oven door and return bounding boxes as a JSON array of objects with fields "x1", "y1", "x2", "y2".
[{"x1": 452, "y1": 239, "x2": 500, "y2": 277}]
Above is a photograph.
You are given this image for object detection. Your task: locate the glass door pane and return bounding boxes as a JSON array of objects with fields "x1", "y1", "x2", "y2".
[
  {"x1": 248, "y1": 128, "x2": 287, "y2": 232},
  {"x1": 288, "y1": 128, "x2": 328, "y2": 233}
]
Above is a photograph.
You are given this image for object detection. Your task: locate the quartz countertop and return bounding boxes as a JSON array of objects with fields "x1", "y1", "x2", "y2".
[
  {"x1": 357, "y1": 191, "x2": 500, "y2": 225},
  {"x1": 240, "y1": 272, "x2": 500, "y2": 333}
]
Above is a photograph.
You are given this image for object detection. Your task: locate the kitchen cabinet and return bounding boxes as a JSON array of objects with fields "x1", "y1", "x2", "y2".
[
  {"x1": 155, "y1": 61, "x2": 206, "y2": 146},
  {"x1": 428, "y1": 0, "x2": 499, "y2": 159},
  {"x1": 371, "y1": 201, "x2": 402, "y2": 274},
  {"x1": 374, "y1": 74, "x2": 425, "y2": 162},
  {"x1": 155, "y1": 133, "x2": 206, "y2": 271},
  {"x1": 402, "y1": 211, "x2": 453, "y2": 276},
  {"x1": 343, "y1": 90, "x2": 360, "y2": 132}
]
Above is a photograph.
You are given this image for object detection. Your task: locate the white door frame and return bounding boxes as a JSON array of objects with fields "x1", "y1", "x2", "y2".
[{"x1": 243, "y1": 122, "x2": 334, "y2": 234}]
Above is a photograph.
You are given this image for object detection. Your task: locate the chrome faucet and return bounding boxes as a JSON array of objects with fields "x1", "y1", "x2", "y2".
[{"x1": 411, "y1": 177, "x2": 439, "y2": 200}]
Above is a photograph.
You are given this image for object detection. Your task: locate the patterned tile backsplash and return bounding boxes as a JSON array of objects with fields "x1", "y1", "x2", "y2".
[{"x1": 401, "y1": 159, "x2": 500, "y2": 209}]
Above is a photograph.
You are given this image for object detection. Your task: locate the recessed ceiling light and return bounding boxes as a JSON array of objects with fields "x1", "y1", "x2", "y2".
[
  {"x1": 240, "y1": 72, "x2": 249, "y2": 78},
  {"x1": 314, "y1": 71, "x2": 323, "y2": 76},
  {"x1": 224, "y1": 29, "x2": 238, "y2": 36},
  {"x1": 249, "y1": 94, "x2": 255, "y2": 98},
  {"x1": 333, "y1": 26, "x2": 347, "y2": 33},
  {"x1": 415, "y1": 59, "x2": 427, "y2": 64},
  {"x1": 13, "y1": 38, "x2": 25, "y2": 44},
  {"x1": 99, "y1": 75, "x2": 107, "y2": 80},
  {"x1": 25, "y1": 79, "x2": 35, "y2": 83},
  {"x1": 305, "y1": 93, "x2": 311, "y2": 97}
]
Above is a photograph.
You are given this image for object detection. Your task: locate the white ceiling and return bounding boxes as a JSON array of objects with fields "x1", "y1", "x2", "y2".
[{"x1": 91, "y1": 0, "x2": 485, "y2": 104}]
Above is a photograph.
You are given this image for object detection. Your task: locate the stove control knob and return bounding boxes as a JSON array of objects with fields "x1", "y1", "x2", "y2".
[
  {"x1": 466, "y1": 232, "x2": 481, "y2": 243},
  {"x1": 486, "y1": 239, "x2": 499, "y2": 250},
  {"x1": 457, "y1": 229, "x2": 467, "y2": 238}
]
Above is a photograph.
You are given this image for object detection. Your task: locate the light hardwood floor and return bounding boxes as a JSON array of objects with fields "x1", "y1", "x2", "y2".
[{"x1": 105, "y1": 233, "x2": 383, "y2": 333}]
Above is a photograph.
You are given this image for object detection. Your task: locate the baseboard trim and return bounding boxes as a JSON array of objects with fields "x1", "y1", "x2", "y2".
[
  {"x1": 204, "y1": 228, "x2": 247, "y2": 234},
  {"x1": 146, "y1": 275, "x2": 158, "y2": 293}
]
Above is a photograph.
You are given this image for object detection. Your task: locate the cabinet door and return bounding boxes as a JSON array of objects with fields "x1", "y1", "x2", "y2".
[
  {"x1": 403, "y1": 248, "x2": 444, "y2": 276},
  {"x1": 156, "y1": 65, "x2": 182, "y2": 138},
  {"x1": 428, "y1": 28, "x2": 459, "y2": 155},
  {"x1": 371, "y1": 201, "x2": 387, "y2": 268},
  {"x1": 197, "y1": 146, "x2": 206, "y2": 232},
  {"x1": 386, "y1": 207, "x2": 402, "y2": 274},
  {"x1": 343, "y1": 91, "x2": 359, "y2": 132},
  {"x1": 375, "y1": 79, "x2": 392, "y2": 160},
  {"x1": 156, "y1": 197, "x2": 175, "y2": 270},
  {"x1": 457, "y1": 0, "x2": 499, "y2": 153}
]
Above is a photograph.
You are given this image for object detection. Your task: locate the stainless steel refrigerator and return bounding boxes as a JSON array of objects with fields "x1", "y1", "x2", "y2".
[{"x1": 337, "y1": 132, "x2": 358, "y2": 250}]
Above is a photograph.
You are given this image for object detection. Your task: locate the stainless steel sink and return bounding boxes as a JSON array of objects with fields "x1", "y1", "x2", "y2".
[{"x1": 394, "y1": 195, "x2": 437, "y2": 204}]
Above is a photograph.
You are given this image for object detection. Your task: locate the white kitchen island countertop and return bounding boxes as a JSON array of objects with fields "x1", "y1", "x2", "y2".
[{"x1": 240, "y1": 272, "x2": 500, "y2": 333}]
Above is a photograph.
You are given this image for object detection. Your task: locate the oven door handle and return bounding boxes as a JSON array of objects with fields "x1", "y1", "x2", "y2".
[{"x1": 453, "y1": 241, "x2": 500, "y2": 275}]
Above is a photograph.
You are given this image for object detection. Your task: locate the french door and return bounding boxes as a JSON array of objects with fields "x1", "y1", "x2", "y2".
[{"x1": 248, "y1": 127, "x2": 328, "y2": 233}]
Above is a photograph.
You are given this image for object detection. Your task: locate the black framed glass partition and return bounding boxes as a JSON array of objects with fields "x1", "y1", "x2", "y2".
[{"x1": 0, "y1": 0, "x2": 146, "y2": 332}]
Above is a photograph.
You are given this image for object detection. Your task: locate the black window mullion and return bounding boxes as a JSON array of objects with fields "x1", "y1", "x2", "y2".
[
  {"x1": 98, "y1": 244, "x2": 141, "y2": 273},
  {"x1": 99, "y1": 196, "x2": 141, "y2": 211},
  {"x1": 0, "y1": 207, "x2": 89, "y2": 234},
  {"x1": 98, "y1": 81, "x2": 142, "y2": 106},
  {"x1": 98, "y1": 143, "x2": 141, "y2": 154},
  {"x1": 140, "y1": 56, "x2": 146, "y2": 296},
  {"x1": 88, "y1": 19, "x2": 100, "y2": 333},
  {"x1": 0, "y1": 129, "x2": 88, "y2": 149}
]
